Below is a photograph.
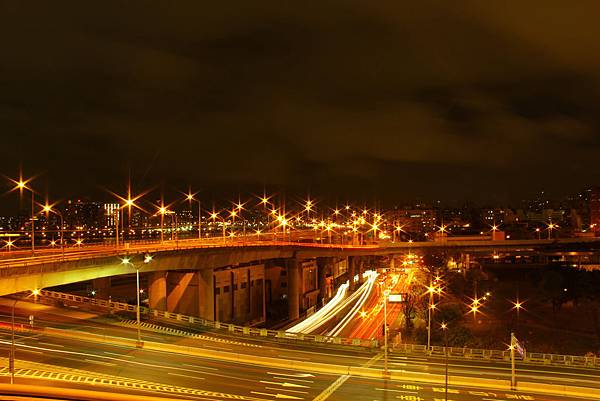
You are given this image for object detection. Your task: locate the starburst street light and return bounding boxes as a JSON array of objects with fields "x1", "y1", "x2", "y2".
[
  {"x1": 41, "y1": 202, "x2": 64, "y2": 253},
  {"x1": 183, "y1": 188, "x2": 202, "y2": 239},
  {"x1": 121, "y1": 254, "x2": 153, "y2": 344},
  {"x1": 7, "y1": 173, "x2": 37, "y2": 255}
]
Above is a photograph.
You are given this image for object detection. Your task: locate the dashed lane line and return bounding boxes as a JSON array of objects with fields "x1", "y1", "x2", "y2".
[{"x1": 117, "y1": 320, "x2": 261, "y2": 348}]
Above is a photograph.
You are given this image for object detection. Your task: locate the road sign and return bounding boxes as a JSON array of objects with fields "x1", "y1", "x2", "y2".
[{"x1": 388, "y1": 293, "x2": 405, "y2": 303}]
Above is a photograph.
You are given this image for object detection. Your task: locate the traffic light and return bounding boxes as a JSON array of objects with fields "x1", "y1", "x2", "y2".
[{"x1": 28, "y1": 315, "x2": 34, "y2": 327}]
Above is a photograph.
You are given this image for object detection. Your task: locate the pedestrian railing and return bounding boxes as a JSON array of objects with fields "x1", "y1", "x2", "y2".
[
  {"x1": 32, "y1": 289, "x2": 379, "y2": 350},
  {"x1": 392, "y1": 343, "x2": 600, "y2": 369}
]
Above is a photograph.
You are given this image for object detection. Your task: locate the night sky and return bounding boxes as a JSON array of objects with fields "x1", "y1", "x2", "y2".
[{"x1": 2, "y1": 2, "x2": 600, "y2": 208}]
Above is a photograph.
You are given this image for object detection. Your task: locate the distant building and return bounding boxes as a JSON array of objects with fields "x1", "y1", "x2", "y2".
[
  {"x1": 64, "y1": 200, "x2": 103, "y2": 229},
  {"x1": 103, "y1": 203, "x2": 118, "y2": 228},
  {"x1": 389, "y1": 206, "x2": 436, "y2": 233}
]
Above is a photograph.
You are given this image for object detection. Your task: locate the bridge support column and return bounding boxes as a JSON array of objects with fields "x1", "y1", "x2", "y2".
[
  {"x1": 348, "y1": 256, "x2": 357, "y2": 291},
  {"x1": 317, "y1": 257, "x2": 333, "y2": 306},
  {"x1": 198, "y1": 269, "x2": 215, "y2": 321},
  {"x1": 92, "y1": 277, "x2": 110, "y2": 299},
  {"x1": 357, "y1": 257, "x2": 365, "y2": 284},
  {"x1": 148, "y1": 271, "x2": 167, "y2": 310},
  {"x1": 287, "y1": 259, "x2": 301, "y2": 321},
  {"x1": 167, "y1": 272, "x2": 198, "y2": 316}
]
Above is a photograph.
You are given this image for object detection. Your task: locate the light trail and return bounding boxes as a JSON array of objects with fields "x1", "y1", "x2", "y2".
[
  {"x1": 287, "y1": 270, "x2": 378, "y2": 334},
  {"x1": 327, "y1": 271, "x2": 378, "y2": 337},
  {"x1": 286, "y1": 281, "x2": 349, "y2": 333}
]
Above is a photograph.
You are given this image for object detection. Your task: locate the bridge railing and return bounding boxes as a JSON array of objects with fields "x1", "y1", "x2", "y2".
[
  {"x1": 0, "y1": 236, "x2": 377, "y2": 271},
  {"x1": 33, "y1": 289, "x2": 378, "y2": 349},
  {"x1": 392, "y1": 343, "x2": 600, "y2": 369}
]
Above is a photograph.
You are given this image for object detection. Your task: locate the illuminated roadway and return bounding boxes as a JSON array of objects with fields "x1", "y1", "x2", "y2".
[{"x1": 0, "y1": 299, "x2": 598, "y2": 401}]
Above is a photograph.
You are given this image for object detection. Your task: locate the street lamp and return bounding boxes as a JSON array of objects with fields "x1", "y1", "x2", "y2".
[
  {"x1": 426, "y1": 283, "x2": 437, "y2": 352},
  {"x1": 42, "y1": 203, "x2": 64, "y2": 258},
  {"x1": 10, "y1": 289, "x2": 40, "y2": 384},
  {"x1": 210, "y1": 211, "x2": 226, "y2": 243},
  {"x1": 185, "y1": 190, "x2": 202, "y2": 240},
  {"x1": 440, "y1": 322, "x2": 449, "y2": 401},
  {"x1": 121, "y1": 254, "x2": 152, "y2": 345},
  {"x1": 157, "y1": 205, "x2": 168, "y2": 243},
  {"x1": 547, "y1": 222, "x2": 558, "y2": 239},
  {"x1": 382, "y1": 287, "x2": 390, "y2": 375},
  {"x1": 9, "y1": 176, "x2": 36, "y2": 255}
]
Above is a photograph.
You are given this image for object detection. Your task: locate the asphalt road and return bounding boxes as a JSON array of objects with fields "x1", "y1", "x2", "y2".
[{"x1": 0, "y1": 299, "x2": 596, "y2": 401}]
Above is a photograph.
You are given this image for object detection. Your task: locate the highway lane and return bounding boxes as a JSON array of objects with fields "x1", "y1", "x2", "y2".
[
  {"x1": 0, "y1": 328, "x2": 339, "y2": 400},
  {"x1": 333, "y1": 376, "x2": 582, "y2": 401},
  {"x1": 0, "y1": 329, "x2": 587, "y2": 401},
  {"x1": 1, "y1": 300, "x2": 600, "y2": 401}
]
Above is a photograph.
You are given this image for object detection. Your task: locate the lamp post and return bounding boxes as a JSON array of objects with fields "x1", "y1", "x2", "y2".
[
  {"x1": 12, "y1": 179, "x2": 36, "y2": 255},
  {"x1": 10, "y1": 297, "x2": 16, "y2": 384},
  {"x1": 42, "y1": 204, "x2": 64, "y2": 258},
  {"x1": 121, "y1": 254, "x2": 152, "y2": 344},
  {"x1": 547, "y1": 222, "x2": 557, "y2": 240},
  {"x1": 426, "y1": 283, "x2": 436, "y2": 353},
  {"x1": 186, "y1": 191, "x2": 202, "y2": 240},
  {"x1": 157, "y1": 206, "x2": 167, "y2": 244},
  {"x1": 383, "y1": 288, "x2": 390, "y2": 375},
  {"x1": 10, "y1": 289, "x2": 39, "y2": 384},
  {"x1": 210, "y1": 211, "x2": 226, "y2": 244},
  {"x1": 166, "y1": 211, "x2": 178, "y2": 248},
  {"x1": 441, "y1": 322, "x2": 449, "y2": 401}
]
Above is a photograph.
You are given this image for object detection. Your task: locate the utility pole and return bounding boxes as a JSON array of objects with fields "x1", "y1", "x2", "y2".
[{"x1": 510, "y1": 332, "x2": 516, "y2": 390}]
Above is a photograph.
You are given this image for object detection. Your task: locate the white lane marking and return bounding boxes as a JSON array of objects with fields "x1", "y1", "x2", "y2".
[
  {"x1": 265, "y1": 387, "x2": 308, "y2": 395},
  {"x1": 38, "y1": 342, "x2": 64, "y2": 347},
  {"x1": 273, "y1": 377, "x2": 314, "y2": 383},
  {"x1": 261, "y1": 381, "x2": 309, "y2": 388},
  {"x1": 104, "y1": 351, "x2": 133, "y2": 358},
  {"x1": 267, "y1": 372, "x2": 315, "y2": 378},
  {"x1": 168, "y1": 372, "x2": 206, "y2": 380},
  {"x1": 183, "y1": 363, "x2": 219, "y2": 371},
  {"x1": 20, "y1": 349, "x2": 43, "y2": 355},
  {"x1": 375, "y1": 388, "x2": 417, "y2": 393},
  {"x1": 252, "y1": 391, "x2": 303, "y2": 400},
  {"x1": 84, "y1": 359, "x2": 117, "y2": 367}
]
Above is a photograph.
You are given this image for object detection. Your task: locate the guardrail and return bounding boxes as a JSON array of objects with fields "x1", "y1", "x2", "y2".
[
  {"x1": 393, "y1": 343, "x2": 600, "y2": 369},
  {"x1": 34, "y1": 289, "x2": 379, "y2": 349}
]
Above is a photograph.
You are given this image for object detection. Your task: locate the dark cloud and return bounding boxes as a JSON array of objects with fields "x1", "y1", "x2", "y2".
[{"x1": 1, "y1": 1, "x2": 600, "y2": 208}]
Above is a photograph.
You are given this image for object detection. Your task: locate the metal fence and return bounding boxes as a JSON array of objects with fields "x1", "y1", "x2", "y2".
[{"x1": 392, "y1": 343, "x2": 600, "y2": 369}]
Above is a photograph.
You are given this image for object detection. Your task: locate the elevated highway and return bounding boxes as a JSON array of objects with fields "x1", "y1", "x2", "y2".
[{"x1": 1, "y1": 235, "x2": 599, "y2": 324}]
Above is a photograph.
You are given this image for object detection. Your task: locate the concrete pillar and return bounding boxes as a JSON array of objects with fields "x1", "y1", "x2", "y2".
[
  {"x1": 348, "y1": 257, "x2": 357, "y2": 291},
  {"x1": 317, "y1": 257, "x2": 332, "y2": 306},
  {"x1": 198, "y1": 268, "x2": 215, "y2": 321},
  {"x1": 167, "y1": 272, "x2": 197, "y2": 315},
  {"x1": 92, "y1": 277, "x2": 110, "y2": 299},
  {"x1": 356, "y1": 257, "x2": 365, "y2": 284},
  {"x1": 148, "y1": 271, "x2": 167, "y2": 310},
  {"x1": 287, "y1": 259, "x2": 301, "y2": 321}
]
